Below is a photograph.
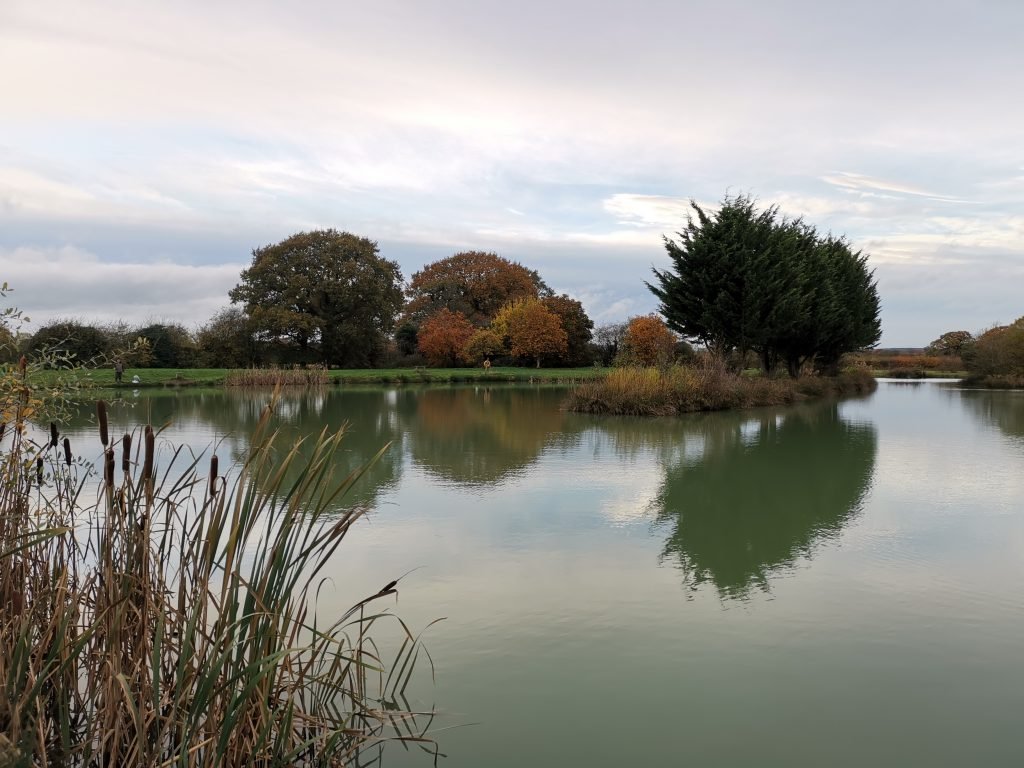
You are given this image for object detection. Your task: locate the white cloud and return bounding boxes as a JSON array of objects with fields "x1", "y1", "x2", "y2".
[{"x1": 0, "y1": 246, "x2": 242, "y2": 329}]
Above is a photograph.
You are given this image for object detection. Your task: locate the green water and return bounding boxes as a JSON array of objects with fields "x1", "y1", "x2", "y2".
[{"x1": 65, "y1": 381, "x2": 1024, "y2": 766}]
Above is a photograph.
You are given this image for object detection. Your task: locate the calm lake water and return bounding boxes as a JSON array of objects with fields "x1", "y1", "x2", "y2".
[{"x1": 66, "y1": 381, "x2": 1024, "y2": 767}]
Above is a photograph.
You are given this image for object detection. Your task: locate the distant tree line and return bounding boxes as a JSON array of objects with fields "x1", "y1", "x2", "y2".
[{"x1": 5, "y1": 197, "x2": 888, "y2": 373}]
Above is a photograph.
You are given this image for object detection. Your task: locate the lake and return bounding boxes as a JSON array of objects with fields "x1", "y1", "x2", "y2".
[{"x1": 64, "y1": 380, "x2": 1024, "y2": 767}]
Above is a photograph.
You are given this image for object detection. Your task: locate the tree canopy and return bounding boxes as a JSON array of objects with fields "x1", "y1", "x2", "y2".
[
  {"x1": 417, "y1": 308, "x2": 476, "y2": 367},
  {"x1": 962, "y1": 317, "x2": 1024, "y2": 377},
  {"x1": 492, "y1": 298, "x2": 568, "y2": 368},
  {"x1": 926, "y1": 330, "x2": 973, "y2": 357},
  {"x1": 229, "y1": 230, "x2": 404, "y2": 368},
  {"x1": 619, "y1": 315, "x2": 678, "y2": 367},
  {"x1": 648, "y1": 195, "x2": 881, "y2": 375},
  {"x1": 402, "y1": 251, "x2": 550, "y2": 327}
]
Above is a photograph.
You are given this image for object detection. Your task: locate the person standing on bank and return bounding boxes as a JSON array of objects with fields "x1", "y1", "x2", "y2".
[{"x1": 114, "y1": 359, "x2": 124, "y2": 383}]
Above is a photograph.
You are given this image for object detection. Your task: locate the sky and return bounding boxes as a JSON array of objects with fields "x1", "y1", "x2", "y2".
[{"x1": 1, "y1": 0, "x2": 1023, "y2": 346}]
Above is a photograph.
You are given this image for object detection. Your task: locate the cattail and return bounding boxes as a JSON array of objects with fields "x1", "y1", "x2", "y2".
[
  {"x1": 208, "y1": 454, "x2": 219, "y2": 497},
  {"x1": 36, "y1": 456, "x2": 43, "y2": 485},
  {"x1": 49, "y1": 422, "x2": 59, "y2": 448},
  {"x1": 0, "y1": 422, "x2": 5, "y2": 441},
  {"x1": 18, "y1": 355, "x2": 26, "y2": 373},
  {"x1": 97, "y1": 401, "x2": 109, "y2": 447},
  {"x1": 122, "y1": 433, "x2": 132, "y2": 474},
  {"x1": 103, "y1": 448, "x2": 115, "y2": 487},
  {"x1": 142, "y1": 425, "x2": 154, "y2": 482},
  {"x1": 63, "y1": 437, "x2": 72, "y2": 467}
]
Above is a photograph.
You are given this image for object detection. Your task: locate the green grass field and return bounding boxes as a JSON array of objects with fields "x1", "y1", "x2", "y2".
[{"x1": 40, "y1": 366, "x2": 607, "y2": 388}]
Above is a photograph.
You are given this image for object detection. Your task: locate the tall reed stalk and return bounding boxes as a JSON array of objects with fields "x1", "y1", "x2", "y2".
[{"x1": 0, "y1": 379, "x2": 434, "y2": 766}]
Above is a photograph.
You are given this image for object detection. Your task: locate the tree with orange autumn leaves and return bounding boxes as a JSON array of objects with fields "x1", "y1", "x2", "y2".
[
  {"x1": 402, "y1": 251, "x2": 549, "y2": 327},
  {"x1": 619, "y1": 314, "x2": 678, "y2": 367},
  {"x1": 492, "y1": 299, "x2": 568, "y2": 368},
  {"x1": 416, "y1": 308, "x2": 476, "y2": 366},
  {"x1": 405, "y1": 251, "x2": 594, "y2": 367}
]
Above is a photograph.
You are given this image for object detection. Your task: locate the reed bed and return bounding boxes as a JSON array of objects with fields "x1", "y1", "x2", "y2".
[
  {"x1": 225, "y1": 366, "x2": 330, "y2": 388},
  {"x1": 565, "y1": 362, "x2": 877, "y2": 416},
  {"x1": 960, "y1": 373, "x2": 1024, "y2": 389},
  {"x1": 0, "y1": 382, "x2": 435, "y2": 765}
]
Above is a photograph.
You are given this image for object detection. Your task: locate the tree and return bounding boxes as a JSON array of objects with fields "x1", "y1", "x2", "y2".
[
  {"x1": 402, "y1": 251, "x2": 550, "y2": 327},
  {"x1": 196, "y1": 308, "x2": 259, "y2": 368},
  {"x1": 137, "y1": 323, "x2": 198, "y2": 368},
  {"x1": 394, "y1": 322, "x2": 419, "y2": 357},
  {"x1": 417, "y1": 309, "x2": 476, "y2": 367},
  {"x1": 23, "y1": 320, "x2": 110, "y2": 364},
  {"x1": 926, "y1": 330, "x2": 973, "y2": 357},
  {"x1": 541, "y1": 294, "x2": 594, "y2": 366},
  {"x1": 619, "y1": 315, "x2": 678, "y2": 367},
  {"x1": 230, "y1": 230, "x2": 404, "y2": 368},
  {"x1": 460, "y1": 328, "x2": 505, "y2": 365},
  {"x1": 963, "y1": 318, "x2": 1024, "y2": 376},
  {"x1": 592, "y1": 322, "x2": 627, "y2": 366},
  {"x1": 649, "y1": 194, "x2": 881, "y2": 376},
  {"x1": 493, "y1": 298, "x2": 567, "y2": 367}
]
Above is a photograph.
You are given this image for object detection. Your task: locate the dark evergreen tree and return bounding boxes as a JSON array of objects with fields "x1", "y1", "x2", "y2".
[{"x1": 649, "y1": 194, "x2": 881, "y2": 376}]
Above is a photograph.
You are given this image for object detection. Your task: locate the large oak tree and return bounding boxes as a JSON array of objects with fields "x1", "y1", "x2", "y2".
[
  {"x1": 402, "y1": 251, "x2": 549, "y2": 327},
  {"x1": 229, "y1": 230, "x2": 403, "y2": 367}
]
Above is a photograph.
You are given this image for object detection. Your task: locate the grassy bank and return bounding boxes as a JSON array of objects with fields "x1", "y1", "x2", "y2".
[
  {"x1": 565, "y1": 365, "x2": 878, "y2": 416},
  {"x1": 33, "y1": 366, "x2": 607, "y2": 389},
  {"x1": 873, "y1": 368, "x2": 967, "y2": 379},
  {"x1": 0, "y1": 390, "x2": 433, "y2": 764}
]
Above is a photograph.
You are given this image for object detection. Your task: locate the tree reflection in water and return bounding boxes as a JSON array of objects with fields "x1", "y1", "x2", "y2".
[
  {"x1": 955, "y1": 389, "x2": 1024, "y2": 442},
  {"x1": 652, "y1": 403, "x2": 877, "y2": 600},
  {"x1": 407, "y1": 386, "x2": 579, "y2": 487}
]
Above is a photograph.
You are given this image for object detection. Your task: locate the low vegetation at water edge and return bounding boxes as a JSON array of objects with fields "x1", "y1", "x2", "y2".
[
  {"x1": 0, "y1": 377, "x2": 435, "y2": 764},
  {"x1": 565, "y1": 364, "x2": 877, "y2": 416}
]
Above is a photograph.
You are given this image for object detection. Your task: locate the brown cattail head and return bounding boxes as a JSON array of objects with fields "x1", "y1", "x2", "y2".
[
  {"x1": 63, "y1": 437, "x2": 72, "y2": 467},
  {"x1": 143, "y1": 425, "x2": 154, "y2": 481},
  {"x1": 97, "y1": 401, "x2": 109, "y2": 447},
  {"x1": 103, "y1": 448, "x2": 115, "y2": 487},
  {"x1": 36, "y1": 456, "x2": 43, "y2": 485},
  {"x1": 0, "y1": 422, "x2": 5, "y2": 441},
  {"x1": 18, "y1": 355, "x2": 26, "y2": 373},
  {"x1": 209, "y1": 454, "x2": 219, "y2": 497},
  {"x1": 122, "y1": 433, "x2": 132, "y2": 474},
  {"x1": 49, "y1": 422, "x2": 59, "y2": 448}
]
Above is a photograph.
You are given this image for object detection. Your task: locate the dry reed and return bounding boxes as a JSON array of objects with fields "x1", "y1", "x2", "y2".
[
  {"x1": 0, "y1": 380, "x2": 436, "y2": 766},
  {"x1": 565, "y1": 362, "x2": 877, "y2": 416},
  {"x1": 225, "y1": 365, "x2": 330, "y2": 388}
]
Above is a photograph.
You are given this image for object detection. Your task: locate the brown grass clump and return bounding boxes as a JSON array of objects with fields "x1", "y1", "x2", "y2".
[
  {"x1": 225, "y1": 365, "x2": 330, "y2": 388},
  {"x1": 565, "y1": 362, "x2": 876, "y2": 416},
  {"x1": 1, "y1": 380, "x2": 436, "y2": 765}
]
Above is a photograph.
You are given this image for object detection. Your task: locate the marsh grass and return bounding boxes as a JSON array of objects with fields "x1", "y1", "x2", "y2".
[
  {"x1": 0, "y1": 380, "x2": 436, "y2": 766},
  {"x1": 960, "y1": 373, "x2": 1024, "y2": 389},
  {"x1": 225, "y1": 366, "x2": 331, "y2": 388},
  {"x1": 565, "y1": 361, "x2": 877, "y2": 416}
]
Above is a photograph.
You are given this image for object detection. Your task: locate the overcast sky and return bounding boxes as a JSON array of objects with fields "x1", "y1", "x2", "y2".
[{"x1": 2, "y1": 0, "x2": 1022, "y2": 345}]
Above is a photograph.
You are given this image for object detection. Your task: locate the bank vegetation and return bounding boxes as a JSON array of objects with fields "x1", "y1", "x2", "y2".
[
  {"x1": 566, "y1": 361, "x2": 877, "y2": 417},
  {"x1": 0, "y1": 359, "x2": 435, "y2": 765}
]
